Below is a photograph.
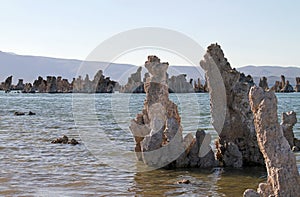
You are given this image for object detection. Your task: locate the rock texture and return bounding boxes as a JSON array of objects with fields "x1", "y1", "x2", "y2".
[
  {"x1": 295, "y1": 77, "x2": 300, "y2": 92},
  {"x1": 258, "y1": 76, "x2": 268, "y2": 91},
  {"x1": 130, "y1": 56, "x2": 215, "y2": 168},
  {"x1": 51, "y1": 135, "x2": 79, "y2": 145},
  {"x1": 14, "y1": 79, "x2": 24, "y2": 90},
  {"x1": 1, "y1": 69, "x2": 116, "y2": 93},
  {"x1": 270, "y1": 75, "x2": 294, "y2": 93},
  {"x1": 280, "y1": 111, "x2": 300, "y2": 151},
  {"x1": 244, "y1": 86, "x2": 300, "y2": 197},
  {"x1": 200, "y1": 43, "x2": 264, "y2": 167},
  {"x1": 0, "y1": 76, "x2": 13, "y2": 92},
  {"x1": 194, "y1": 78, "x2": 208, "y2": 93},
  {"x1": 168, "y1": 74, "x2": 194, "y2": 93},
  {"x1": 120, "y1": 67, "x2": 145, "y2": 93}
]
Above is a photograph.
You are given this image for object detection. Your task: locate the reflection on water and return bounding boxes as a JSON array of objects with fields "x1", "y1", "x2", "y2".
[
  {"x1": 0, "y1": 92, "x2": 299, "y2": 196},
  {"x1": 132, "y1": 167, "x2": 265, "y2": 197}
]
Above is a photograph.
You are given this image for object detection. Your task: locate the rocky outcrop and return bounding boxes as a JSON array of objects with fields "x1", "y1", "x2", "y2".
[
  {"x1": 194, "y1": 78, "x2": 208, "y2": 93},
  {"x1": 130, "y1": 56, "x2": 216, "y2": 168},
  {"x1": 93, "y1": 70, "x2": 116, "y2": 93},
  {"x1": 32, "y1": 76, "x2": 47, "y2": 93},
  {"x1": 280, "y1": 111, "x2": 300, "y2": 151},
  {"x1": 46, "y1": 76, "x2": 57, "y2": 93},
  {"x1": 67, "y1": 70, "x2": 117, "y2": 93},
  {"x1": 258, "y1": 76, "x2": 268, "y2": 91},
  {"x1": 0, "y1": 76, "x2": 13, "y2": 92},
  {"x1": 200, "y1": 43, "x2": 264, "y2": 167},
  {"x1": 51, "y1": 135, "x2": 80, "y2": 145},
  {"x1": 22, "y1": 83, "x2": 35, "y2": 93},
  {"x1": 14, "y1": 79, "x2": 24, "y2": 90},
  {"x1": 281, "y1": 80, "x2": 294, "y2": 92},
  {"x1": 120, "y1": 67, "x2": 145, "y2": 93},
  {"x1": 295, "y1": 77, "x2": 300, "y2": 92},
  {"x1": 270, "y1": 81, "x2": 281, "y2": 92},
  {"x1": 270, "y1": 75, "x2": 294, "y2": 92},
  {"x1": 244, "y1": 86, "x2": 300, "y2": 197},
  {"x1": 56, "y1": 76, "x2": 72, "y2": 93},
  {"x1": 168, "y1": 74, "x2": 194, "y2": 93}
]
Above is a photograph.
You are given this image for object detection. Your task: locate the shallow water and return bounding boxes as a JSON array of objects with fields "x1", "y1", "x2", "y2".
[{"x1": 0, "y1": 92, "x2": 299, "y2": 196}]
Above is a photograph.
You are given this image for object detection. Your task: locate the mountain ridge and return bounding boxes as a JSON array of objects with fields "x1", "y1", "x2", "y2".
[{"x1": 1, "y1": 51, "x2": 300, "y2": 86}]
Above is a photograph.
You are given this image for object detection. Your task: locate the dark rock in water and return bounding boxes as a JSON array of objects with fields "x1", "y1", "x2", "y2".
[
  {"x1": 68, "y1": 138, "x2": 79, "y2": 145},
  {"x1": 51, "y1": 135, "x2": 79, "y2": 145},
  {"x1": 28, "y1": 111, "x2": 36, "y2": 115},
  {"x1": 51, "y1": 135, "x2": 69, "y2": 144},
  {"x1": 14, "y1": 112, "x2": 25, "y2": 116},
  {"x1": 270, "y1": 75, "x2": 294, "y2": 93},
  {"x1": 200, "y1": 43, "x2": 263, "y2": 167},
  {"x1": 281, "y1": 80, "x2": 294, "y2": 92},
  {"x1": 176, "y1": 179, "x2": 190, "y2": 184}
]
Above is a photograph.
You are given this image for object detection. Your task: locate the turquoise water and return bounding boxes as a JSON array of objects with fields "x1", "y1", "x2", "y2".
[{"x1": 0, "y1": 92, "x2": 299, "y2": 196}]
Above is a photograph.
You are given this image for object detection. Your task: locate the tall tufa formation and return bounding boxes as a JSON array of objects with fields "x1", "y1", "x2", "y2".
[
  {"x1": 200, "y1": 43, "x2": 264, "y2": 167},
  {"x1": 130, "y1": 56, "x2": 215, "y2": 168},
  {"x1": 244, "y1": 86, "x2": 300, "y2": 197},
  {"x1": 120, "y1": 67, "x2": 145, "y2": 93}
]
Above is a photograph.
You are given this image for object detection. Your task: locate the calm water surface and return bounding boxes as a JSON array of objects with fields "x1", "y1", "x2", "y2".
[{"x1": 0, "y1": 92, "x2": 299, "y2": 196}]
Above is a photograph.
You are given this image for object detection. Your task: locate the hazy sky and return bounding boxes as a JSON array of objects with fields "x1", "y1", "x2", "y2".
[{"x1": 1, "y1": 0, "x2": 299, "y2": 67}]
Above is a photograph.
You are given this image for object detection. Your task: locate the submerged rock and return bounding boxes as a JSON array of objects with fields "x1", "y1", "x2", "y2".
[
  {"x1": 130, "y1": 56, "x2": 215, "y2": 168},
  {"x1": 245, "y1": 86, "x2": 300, "y2": 197},
  {"x1": 51, "y1": 135, "x2": 80, "y2": 145},
  {"x1": 14, "y1": 111, "x2": 25, "y2": 116},
  {"x1": 200, "y1": 43, "x2": 263, "y2": 167},
  {"x1": 28, "y1": 111, "x2": 36, "y2": 115},
  {"x1": 176, "y1": 179, "x2": 190, "y2": 184}
]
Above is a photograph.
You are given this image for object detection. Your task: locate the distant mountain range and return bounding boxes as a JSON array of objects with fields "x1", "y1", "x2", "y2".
[
  {"x1": 237, "y1": 66, "x2": 300, "y2": 86},
  {"x1": 1, "y1": 51, "x2": 300, "y2": 86}
]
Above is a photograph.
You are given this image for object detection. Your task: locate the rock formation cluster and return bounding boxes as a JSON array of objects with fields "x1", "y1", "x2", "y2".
[
  {"x1": 168, "y1": 74, "x2": 194, "y2": 93},
  {"x1": 120, "y1": 67, "x2": 145, "y2": 93},
  {"x1": 193, "y1": 77, "x2": 208, "y2": 93},
  {"x1": 130, "y1": 56, "x2": 216, "y2": 168},
  {"x1": 200, "y1": 43, "x2": 264, "y2": 167},
  {"x1": 0, "y1": 70, "x2": 117, "y2": 93},
  {"x1": 120, "y1": 66, "x2": 202, "y2": 93},
  {"x1": 244, "y1": 86, "x2": 300, "y2": 197},
  {"x1": 270, "y1": 75, "x2": 294, "y2": 92}
]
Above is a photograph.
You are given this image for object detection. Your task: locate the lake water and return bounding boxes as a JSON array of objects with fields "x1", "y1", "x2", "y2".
[{"x1": 0, "y1": 92, "x2": 299, "y2": 196}]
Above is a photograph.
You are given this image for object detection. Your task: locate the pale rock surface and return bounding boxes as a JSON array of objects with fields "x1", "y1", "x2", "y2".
[
  {"x1": 245, "y1": 86, "x2": 300, "y2": 197},
  {"x1": 130, "y1": 56, "x2": 215, "y2": 168},
  {"x1": 200, "y1": 43, "x2": 264, "y2": 167}
]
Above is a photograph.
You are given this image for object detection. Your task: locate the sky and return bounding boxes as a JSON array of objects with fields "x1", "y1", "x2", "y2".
[{"x1": 0, "y1": 0, "x2": 300, "y2": 67}]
